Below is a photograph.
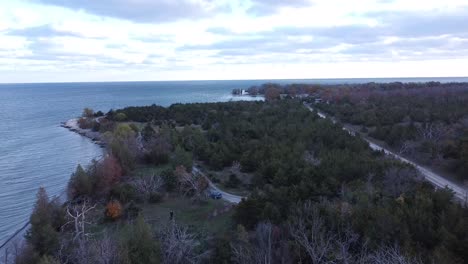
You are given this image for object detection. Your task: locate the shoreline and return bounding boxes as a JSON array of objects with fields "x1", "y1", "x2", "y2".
[
  {"x1": 60, "y1": 118, "x2": 106, "y2": 147},
  {"x1": 2, "y1": 120, "x2": 102, "y2": 254}
]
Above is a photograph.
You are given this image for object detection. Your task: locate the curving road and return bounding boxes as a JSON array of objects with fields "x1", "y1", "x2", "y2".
[
  {"x1": 192, "y1": 166, "x2": 244, "y2": 204},
  {"x1": 305, "y1": 103, "x2": 468, "y2": 202}
]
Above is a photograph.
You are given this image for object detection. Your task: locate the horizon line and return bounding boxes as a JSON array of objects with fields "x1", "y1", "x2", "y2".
[{"x1": 1, "y1": 76, "x2": 468, "y2": 85}]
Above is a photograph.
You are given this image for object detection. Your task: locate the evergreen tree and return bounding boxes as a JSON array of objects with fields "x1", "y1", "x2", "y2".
[
  {"x1": 122, "y1": 215, "x2": 161, "y2": 264},
  {"x1": 171, "y1": 145, "x2": 193, "y2": 172},
  {"x1": 67, "y1": 164, "x2": 93, "y2": 199},
  {"x1": 26, "y1": 187, "x2": 60, "y2": 256}
]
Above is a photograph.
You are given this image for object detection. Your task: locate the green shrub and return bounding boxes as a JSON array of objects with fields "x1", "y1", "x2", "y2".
[
  {"x1": 115, "y1": 112, "x2": 128, "y2": 122},
  {"x1": 161, "y1": 168, "x2": 177, "y2": 191},
  {"x1": 110, "y1": 183, "x2": 137, "y2": 203}
]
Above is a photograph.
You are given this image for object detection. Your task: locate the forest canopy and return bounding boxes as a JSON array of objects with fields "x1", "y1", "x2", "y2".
[{"x1": 10, "y1": 93, "x2": 468, "y2": 264}]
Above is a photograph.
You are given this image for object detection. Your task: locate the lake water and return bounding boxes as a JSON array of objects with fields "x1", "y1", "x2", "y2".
[{"x1": 0, "y1": 77, "x2": 466, "y2": 246}]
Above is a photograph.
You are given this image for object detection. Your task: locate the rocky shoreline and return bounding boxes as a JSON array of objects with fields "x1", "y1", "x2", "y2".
[{"x1": 60, "y1": 118, "x2": 106, "y2": 147}]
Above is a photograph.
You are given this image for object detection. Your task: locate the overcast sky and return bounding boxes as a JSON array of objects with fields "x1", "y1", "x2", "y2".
[{"x1": 1, "y1": 0, "x2": 468, "y2": 82}]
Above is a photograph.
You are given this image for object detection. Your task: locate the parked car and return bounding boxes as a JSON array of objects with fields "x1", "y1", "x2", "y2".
[{"x1": 210, "y1": 190, "x2": 222, "y2": 199}]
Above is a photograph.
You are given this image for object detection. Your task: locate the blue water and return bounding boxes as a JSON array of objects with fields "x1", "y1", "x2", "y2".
[{"x1": 0, "y1": 77, "x2": 466, "y2": 245}]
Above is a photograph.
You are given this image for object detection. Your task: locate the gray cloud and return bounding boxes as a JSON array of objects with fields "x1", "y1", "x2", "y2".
[
  {"x1": 368, "y1": 9, "x2": 468, "y2": 38},
  {"x1": 180, "y1": 35, "x2": 336, "y2": 59},
  {"x1": 133, "y1": 34, "x2": 173, "y2": 43},
  {"x1": 206, "y1": 27, "x2": 235, "y2": 35},
  {"x1": 15, "y1": 39, "x2": 125, "y2": 67},
  {"x1": 273, "y1": 25, "x2": 378, "y2": 44},
  {"x1": 199, "y1": 8, "x2": 468, "y2": 62},
  {"x1": 248, "y1": 0, "x2": 313, "y2": 16},
  {"x1": 342, "y1": 37, "x2": 468, "y2": 58},
  {"x1": 6, "y1": 24, "x2": 83, "y2": 39},
  {"x1": 15, "y1": 38, "x2": 179, "y2": 71},
  {"x1": 33, "y1": 0, "x2": 227, "y2": 23}
]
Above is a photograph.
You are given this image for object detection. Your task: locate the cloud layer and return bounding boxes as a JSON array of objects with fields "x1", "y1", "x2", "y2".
[
  {"x1": 1, "y1": 0, "x2": 468, "y2": 82},
  {"x1": 34, "y1": 0, "x2": 226, "y2": 22}
]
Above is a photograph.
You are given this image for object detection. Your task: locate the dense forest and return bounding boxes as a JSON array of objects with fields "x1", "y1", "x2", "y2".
[
  {"x1": 241, "y1": 82, "x2": 468, "y2": 182},
  {"x1": 5, "y1": 99, "x2": 468, "y2": 263},
  {"x1": 314, "y1": 83, "x2": 468, "y2": 182}
]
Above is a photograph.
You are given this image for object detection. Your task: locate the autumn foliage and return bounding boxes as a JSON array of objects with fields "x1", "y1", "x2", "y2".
[
  {"x1": 68, "y1": 155, "x2": 123, "y2": 200},
  {"x1": 97, "y1": 155, "x2": 123, "y2": 188},
  {"x1": 105, "y1": 200, "x2": 122, "y2": 220}
]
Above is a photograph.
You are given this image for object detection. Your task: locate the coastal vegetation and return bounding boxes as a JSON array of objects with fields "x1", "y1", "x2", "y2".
[
  {"x1": 313, "y1": 82, "x2": 468, "y2": 182},
  {"x1": 239, "y1": 82, "x2": 468, "y2": 182},
  {"x1": 5, "y1": 89, "x2": 468, "y2": 263}
]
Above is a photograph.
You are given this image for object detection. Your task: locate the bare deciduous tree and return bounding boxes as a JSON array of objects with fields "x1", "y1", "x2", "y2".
[
  {"x1": 288, "y1": 201, "x2": 420, "y2": 264},
  {"x1": 417, "y1": 122, "x2": 450, "y2": 142},
  {"x1": 176, "y1": 166, "x2": 208, "y2": 200},
  {"x1": 90, "y1": 233, "x2": 121, "y2": 264},
  {"x1": 231, "y1": 245, "x2": 253, "y2": 264},
  {"x1": 252, "y1": 222, "x2": 273, "y2": 264},
  {"x1": 289, "y1": 202, "x2": 335, "y2": 264},
  {"x1": 382, "y1": 167, "x2": 420, "y2": 197},
  {"x1": 132, "y1": 174, "x2": 165, "y2": 200},
  {"x1": 59, "y1": 200, "x2": 98, "y2": 264},
  {"x1": 160, "y1": 222, "x2": 206, "y2": 264},
  {"x1": 231, "y1": 222, "x2": 292, "y2": 264},
  {"x1": 64, "y1": 200, "x2": 97, "y2": 242},
  {"x1": 364, "y1": 246, "x2": 422, "y2": 264},
  {"x1": 336, "y1": 227, "x2": 359, "y2": 264}
]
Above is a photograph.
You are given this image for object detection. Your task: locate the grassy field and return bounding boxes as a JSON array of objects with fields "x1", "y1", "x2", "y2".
[
  {"x1": 141, "y1": 196, "x2": 234, "y2": 235},
  {"x1": 86, "y1": 195, "x2": 234, "y2": 240},
  {"x1": 83, "y1": 164, "x2": 236, "y2": 238}
]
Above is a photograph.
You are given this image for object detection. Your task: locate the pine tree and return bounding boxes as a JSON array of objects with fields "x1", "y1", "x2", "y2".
[{"x1": 26, "y1": 187, "x2": 60, "y2": 256}]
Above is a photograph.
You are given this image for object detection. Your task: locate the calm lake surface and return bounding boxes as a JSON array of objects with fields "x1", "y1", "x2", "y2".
[{"x1": 0, "y1": 77, "x2": 466, "y2": 245}]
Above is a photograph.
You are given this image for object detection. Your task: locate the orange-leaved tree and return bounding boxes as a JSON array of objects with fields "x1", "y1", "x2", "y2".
[
  {"x1": 105, "y1": 200, "x2": 122, "y2": 220},
  {"x1": 96, "y1": 155, "x2": 123, "y2": 193}
]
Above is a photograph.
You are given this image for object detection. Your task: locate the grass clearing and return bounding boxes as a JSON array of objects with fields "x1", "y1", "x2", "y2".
[{"x1": 142, "y1": 195, "x2": 234, "y2": 236}]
